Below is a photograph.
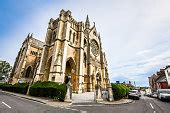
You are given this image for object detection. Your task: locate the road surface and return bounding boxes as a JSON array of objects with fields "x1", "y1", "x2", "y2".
[{"x1": 0, "y1": 90, "x2": 170, "y2": 113}]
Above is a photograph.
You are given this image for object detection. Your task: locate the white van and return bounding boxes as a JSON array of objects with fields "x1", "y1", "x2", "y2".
[{"x1": 157, "y1": 89, "x2": 170, "y2": 101}]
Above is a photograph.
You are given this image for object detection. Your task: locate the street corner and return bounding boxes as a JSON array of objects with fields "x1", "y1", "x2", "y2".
[
  {"x1": 97, "y1": 99, "x2": 134, "y2": 105},
  {"x1": 46, "y1": 101, "x2": 73, "y2": 108}
]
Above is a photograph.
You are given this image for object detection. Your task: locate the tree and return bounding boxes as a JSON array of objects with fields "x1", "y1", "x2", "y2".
[{"x1": 0, "y1": 60, "x2": 12, "y2": 80}]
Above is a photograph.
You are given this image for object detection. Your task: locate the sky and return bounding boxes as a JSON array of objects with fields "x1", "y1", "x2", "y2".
[{"x1": 1, "y1": 0, "x2": 170, "y2": 87}]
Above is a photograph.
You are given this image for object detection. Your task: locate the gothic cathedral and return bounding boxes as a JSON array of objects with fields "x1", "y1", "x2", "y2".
[{"x1": 10, "y1": 9, "x2": 110, "y2": 93}]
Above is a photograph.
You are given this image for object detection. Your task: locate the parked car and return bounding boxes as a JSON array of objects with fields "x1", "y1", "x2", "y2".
[
  {"x1": 128, "y1": 90, "x2": 140, "y2": 100},
  {"x1": 157, "y1": 89, "x2": 170, "y2": 101},
  {"x1": 151, "y1": 92, "x2": 157, "y2": 98},
  {"x1": 144, "y1": 93, "x2": 151, "y2": 97}
]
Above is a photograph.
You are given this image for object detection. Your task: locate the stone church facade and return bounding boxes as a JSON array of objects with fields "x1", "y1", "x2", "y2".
[
  {"x1": 9, "y1": 34, "x2": 44, "y2": 84},
  {"x1": 10, "y1": 9, "x2": 110, "y2": 93}
]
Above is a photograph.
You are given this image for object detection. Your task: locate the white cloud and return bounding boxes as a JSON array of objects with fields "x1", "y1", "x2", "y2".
[{"x1": 136, "y1": 49, "x2": 151, "y2": 55}]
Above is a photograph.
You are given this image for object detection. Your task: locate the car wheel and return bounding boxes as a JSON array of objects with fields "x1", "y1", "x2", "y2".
[{"x1": 161, "y1": 97, "x2": 164, "y2": 101}]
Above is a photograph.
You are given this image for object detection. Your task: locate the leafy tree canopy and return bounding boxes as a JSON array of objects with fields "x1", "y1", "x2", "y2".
[{"x1": 0, "y1": 60, "x2": 12, "y2": 80}]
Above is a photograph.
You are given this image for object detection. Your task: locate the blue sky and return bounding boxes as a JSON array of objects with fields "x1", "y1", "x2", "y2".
[{"x1": 1, "y1": 0, "x2": 170, "y2": 87}]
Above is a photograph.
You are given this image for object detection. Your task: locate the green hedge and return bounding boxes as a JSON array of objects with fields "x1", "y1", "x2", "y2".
[
  {"x1": 111, "y1": 83, "x2": 130, "y2": 100},
  {"x1": 0, "y1": 83, "x2": 5, "y2": 89},
  {"x1": 0, "y1": 83, "x2": 28, "y2": 94},
  {"x1": 13, "y1": 83, "x2": 29, "y2": 94},
  {"x1": 29, "y1": 81, "x2": 67, "y2": 102}
]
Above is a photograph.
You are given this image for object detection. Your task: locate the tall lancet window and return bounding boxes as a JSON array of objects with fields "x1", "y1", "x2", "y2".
[
  {"x1": 73, "y1": 32, "x2": 75, "y2": 43},
  {"x1": 53, "y1": 31, "x2": 56, "y2": 42},
  {"x1": 69, "y1": 30, "x2": 72, "y2": 41},
  {"x1": 84, "y1": 53, "x2": 87, "y2": 68}
]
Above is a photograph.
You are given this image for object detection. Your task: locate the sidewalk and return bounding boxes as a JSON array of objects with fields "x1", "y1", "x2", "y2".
[
  {"x1": 1, "y1": 90, "x2": 71, "y2": 107},
  {"x1": 98, "y1": 98, "x2": 134, "y2": 105}
]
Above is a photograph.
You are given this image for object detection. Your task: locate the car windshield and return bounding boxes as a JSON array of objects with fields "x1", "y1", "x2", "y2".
[
  {"x1": 158, "y1": 90, "x2": 170, "y2": 94},
  {"x1": 129, "y1": 91, "x2": 138, "y2": 93}
]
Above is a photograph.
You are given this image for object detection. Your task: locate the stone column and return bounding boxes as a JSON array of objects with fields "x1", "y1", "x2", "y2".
[
  {"x1": 60, "y1": 22, "x2": 71, "y2": 83},
  {"x1": 48, "y1": 20, "x2": 64, "y2": 81},
  {"x1": 37, "y1": 28, "x2": 52, "y2": 80},
  {"x1": 107, "y1": 82, "x2": 114, "y2": 101},
  {"x1": 78, "y1": 22, "x2": 84, "y2": 93}
]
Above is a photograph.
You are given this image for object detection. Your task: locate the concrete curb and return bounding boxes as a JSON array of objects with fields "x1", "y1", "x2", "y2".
[
  {"x1": 98, "y1": 99, "x2": 134, "y2": 105},
  {"x1": 1, "y1": 90, "x2": 72, "y2": 107},
  {"x1": 1, "y1": 90, "x2": 46, "y2": 104}
]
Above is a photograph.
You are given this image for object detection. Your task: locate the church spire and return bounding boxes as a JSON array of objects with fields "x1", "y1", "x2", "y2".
[{"x1": 85, "y1": 15, "x2": 90, "y2": 29}]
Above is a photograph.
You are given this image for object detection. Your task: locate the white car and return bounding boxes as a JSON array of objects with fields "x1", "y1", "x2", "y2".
[
  {"x1": 157, "y1": 89, "x2": 170, "y2": 101},
  {"x1": 151, "y1": 92, "x2": 157, "y2": 98},
  {"x1": 128, "y1": 90, "x2": 140, "y2": 100}
]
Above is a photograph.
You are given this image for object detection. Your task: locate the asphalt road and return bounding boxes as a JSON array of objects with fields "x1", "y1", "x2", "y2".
[
  {"x1": 0, "y1": 90, "x2": 81, "y2": 113},
  {"x1": 71, "y1": 96, "x2": 170, "y2": 113},
  {"x1": 0, "y1": 90, "x2": 170, "y2": 113}
]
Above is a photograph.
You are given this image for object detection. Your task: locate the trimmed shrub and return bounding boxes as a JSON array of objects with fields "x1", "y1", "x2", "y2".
[
  {"x1": 1, "y1": 83, "x2": 13, "y2": 92},
  {"x1": 111, "y1": 83, "x2": 130, "y2": 100},
  {"x1": 29, "y1": 81, "x2": 67, "y2": 102},
  {"x1": 0, "y1": 83, "x2": 5, "y2": 89},
  {"x1": 12, "y1": 83, "x2": 29, "y2": 94},
  {"x1": 0, "y1": 83, "x2": 29, "y2": 94}
]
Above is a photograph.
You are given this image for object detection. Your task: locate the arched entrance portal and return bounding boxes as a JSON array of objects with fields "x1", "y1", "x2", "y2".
[
  {"x1": 65, "y1": 58, "x2": 77, "y2": 93},
  {"x1": 44, "y1": 57, "x2": 52, "y2": 81},
  {"x1": 25, "y1": 66, "x2": 32, "y2": 78}
]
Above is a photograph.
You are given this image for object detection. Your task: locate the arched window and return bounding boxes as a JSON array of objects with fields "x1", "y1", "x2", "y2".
[
  {"x1": 84, "y1": 39, "x2": 87, "y2": 47},
  {"x1": 25, "y1": 66, "x2": 32, "y2": 78},
  {"x1": 69, "y1": 30, "x2": 72, "y2": 41},
  {"x1": 93, "y1": 31, "x2": 97, "y2": 36},
  {"x1": 84, "y1": 53, "x2": 87, "y2": 68},
  {"x1": 73, "y1": 33, "x2": 75, "y2": 43},
  {"x1": 53, "y1": 31, "x2": 56, "y2": 41}
]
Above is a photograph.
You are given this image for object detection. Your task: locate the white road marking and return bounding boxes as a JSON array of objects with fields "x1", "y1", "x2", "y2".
[
  {"x1": 2, "y1": 101, "x2": 11, "y2": 109},
  {"x1": 64, "y1": 107, "x2": 79, "y2": 111},
  {"x1": 150, "y1": 103, "x2": 154, "y2": 109}
]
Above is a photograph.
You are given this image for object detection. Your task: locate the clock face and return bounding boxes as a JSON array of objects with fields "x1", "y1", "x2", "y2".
[{"x1": 90, "y1": 40, "x2": 99, "y2": 56}]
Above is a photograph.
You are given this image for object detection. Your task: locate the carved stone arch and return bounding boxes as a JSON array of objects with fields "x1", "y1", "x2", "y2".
[
  {"x1": 66, "y1": 57, "x2": 76, "y2": 71},
  {"x1": 65, "y1": 57, "x2": 77, "y2": 92},
  {"x1": 90, "y1": 22, "x2": 98, "y2": 36}
]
